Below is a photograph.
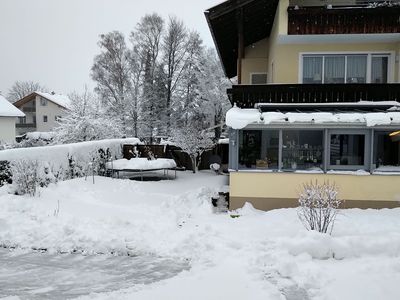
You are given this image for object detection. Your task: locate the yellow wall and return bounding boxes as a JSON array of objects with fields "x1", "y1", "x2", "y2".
[
  {"x1": 239, "y1": 0, "x2": 400, "y2": 84},
  {"x1": 241, "y1": 39, "x2": 269, "y2": 84},
  {"x1": 230, "y1": 172, "x2": 400, "y2": 210}
]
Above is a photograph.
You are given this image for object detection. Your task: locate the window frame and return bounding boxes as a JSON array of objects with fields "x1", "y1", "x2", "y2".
[
  {"x1": 43, "y1": 115, "x2": 48, "y2": 123},
  {"x1": 327, "y1": 129, "x2": 370, "y2": 171},
  {"x1": 299, "y1": 51, "x2": 394, "y2": 84}
]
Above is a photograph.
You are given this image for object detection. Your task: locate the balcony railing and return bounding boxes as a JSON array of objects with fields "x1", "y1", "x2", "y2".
[
  {"x1": 289, "y1": 0, "x2": 400, "y2": 7},
  {"x1": 16, "y1": 123, "x2": 36, "y2": 128},
  {"x1": 288, "y1": 1, "x2": 400, "y2": 34},
  {"x1": 227, "y1": 83, "x2": 400, "y2": 108}
]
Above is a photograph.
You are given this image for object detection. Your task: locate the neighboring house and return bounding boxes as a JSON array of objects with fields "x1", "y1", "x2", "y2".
[
  {"x1": 205, "y1": 0, "x2": 400, "y2": 210},
  {"x1": 13, "y1": 92, "x2": 71, "y2": 135},
  {"x1": 0, "y1": 95, "x2": 25, "y2": 143}
]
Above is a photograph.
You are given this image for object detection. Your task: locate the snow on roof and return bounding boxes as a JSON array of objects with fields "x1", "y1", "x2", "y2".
[
  {"x1": 0, "y1": 95, "x2": 25, "y2": 117},
  {"x1": 226, "y1": 105, "x2": 400, "y2": 129},
  {"x1": 35, "y1": 92, "x2": 71, "y2": 109}
]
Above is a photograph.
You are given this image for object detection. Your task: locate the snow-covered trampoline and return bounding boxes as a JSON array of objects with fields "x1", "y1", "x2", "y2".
[{"x1": 106, "y1": 158, "x2": 178, "y2": 180}]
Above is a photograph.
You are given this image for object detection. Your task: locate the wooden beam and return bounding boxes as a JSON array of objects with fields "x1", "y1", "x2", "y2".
[{"x1": 237, "y1": 7, "x2": 244, "y2": 84}]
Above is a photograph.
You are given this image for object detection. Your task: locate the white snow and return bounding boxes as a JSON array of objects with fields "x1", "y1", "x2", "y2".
[
  {"x1": 226, "y1": 104, "x2": 400, "y2": 129},
  {"x1": 25, "y1": 132, "x2": 55, "y2": 140},
  {"x1": 0, "y1": 95, "x2": 24, "y2": 117},
  {"x1": 1, "y1": 172, "x2": 400, "y2": 299},
  {"x1": 0, "y1": 138, "x2": 140, "y2": 168},
  {"x1": 106, "y1": 158, "x2": 177, "y2": 171},
  {"x1": 35, "y1": 92, "x2": 71, "y2": 109}
]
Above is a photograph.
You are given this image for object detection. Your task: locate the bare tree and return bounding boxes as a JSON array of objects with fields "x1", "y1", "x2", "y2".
[
  {"x1": 297, "y1": 181, "x2": 343, "y2": 234},
  {"x1": 132, "y1": 13, "x2": 164, "y2": 140},
  {"x1": 162, "y1": 16, "x2": 188, "y2": 127},
  {"x1": 91, "y1": 31, "x2": 132, "y2": 133},
  {"x1": 7, "y1": 81, "x2": 47, "y2": 103}
]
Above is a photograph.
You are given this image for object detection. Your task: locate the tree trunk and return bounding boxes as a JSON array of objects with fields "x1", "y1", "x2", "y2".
[{"x1": 190, "y1": 155, "x2": 197, "y2": 173}]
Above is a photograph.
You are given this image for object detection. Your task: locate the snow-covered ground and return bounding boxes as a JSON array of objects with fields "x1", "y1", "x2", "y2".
[{"x1": 1, "y1": 171, "x2": 400, "y2": 299}]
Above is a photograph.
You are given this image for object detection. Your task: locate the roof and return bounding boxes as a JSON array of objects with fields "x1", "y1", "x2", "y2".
[
  {"x1": 14, "y1": 91, "x2": 71, "y2": 109},
  {"x1": 226, "y1": 102, "x2": 400, "y2": 129},
  {"x1": 0, "y1": 95, "x2": 25, "y2": 117},
  {"x1": 205, "y1": 0, "x2": 279, "y2": 78}
]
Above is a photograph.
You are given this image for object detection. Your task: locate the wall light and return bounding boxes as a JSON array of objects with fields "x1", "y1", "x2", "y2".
[{"x1": 389, "y1": 130, "x2": 400, "y2": 137}]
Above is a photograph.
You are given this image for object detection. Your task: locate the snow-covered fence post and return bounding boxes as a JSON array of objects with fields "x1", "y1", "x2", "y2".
[{"x1": 297, "y1": 180, "x2": 342, "y2": 234}]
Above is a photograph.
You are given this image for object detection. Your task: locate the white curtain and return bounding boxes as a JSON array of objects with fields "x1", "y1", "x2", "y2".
[
  {"x1": 324, "y1": 56, "x2": 345, "y2": 83},
  {"x1": 303, "y1": 56, "x2": 322, "y2": 83},
  {"x1": 347, "y1": 55, "x2": 367, "y2": 83}
]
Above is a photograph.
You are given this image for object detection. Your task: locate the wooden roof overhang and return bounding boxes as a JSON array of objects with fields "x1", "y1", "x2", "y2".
[
  {"x1": 205, "y1": 0, "x2": 279, "y2": 79},
  {"x1": 13, "y1": 93, "x2": 37, "y2": 108}
]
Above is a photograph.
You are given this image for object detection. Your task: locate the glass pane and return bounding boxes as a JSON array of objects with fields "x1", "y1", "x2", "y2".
[
  {"x1": 262, "y1": 131, "x2": 279, "y2": 169},
  {"x1": 371, "y1": 56, "x2": 388, "y2": 83},
  {"x1": 324, "y1": 56, "x2": 345, "y2": 83},
  {"x1": 303, "y1": 56, "x2": 323, "y2": 84},
  {"x1": 282, "y1": 130, "x2": 323, "y2": 171},
  {"x1": 239, "y1": 130, "x2": 261, "y2": 169},
  {"x1": 330, "y1": 134, "x2": 365, "y2": 166},
  {"x1": 239, "y1": 130, "x2": 279, "y2": 170},
  {"x1": 374, "y1": 131, "x2": 400, "y2": 171},
  {"x1": 347, "y1": 55, "x2": 367, "y2": 83}
]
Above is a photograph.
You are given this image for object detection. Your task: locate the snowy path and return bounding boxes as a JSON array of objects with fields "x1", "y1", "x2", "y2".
[
  {"x1": 1, "y1": 171, "x2": 400, "y2": 299},
  {"x1": 0, "y1": 248, "x2": 188, "y2": 299}
]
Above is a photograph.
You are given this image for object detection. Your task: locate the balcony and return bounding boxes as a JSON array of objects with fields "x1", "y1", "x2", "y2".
[
  {"x1": 16, "y1": 123, "x2": 36, "y2": 128},
  {"x1": 227, "y1": 83, "x2": 400, "y2": 108},
  {"x1": 288, "y1": 0, "x2": 400, "y2": 35}
]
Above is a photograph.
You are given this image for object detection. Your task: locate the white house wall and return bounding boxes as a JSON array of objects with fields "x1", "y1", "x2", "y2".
[
  {"x1": 35, "y1": 95, "x2": 67, "y2": 132},
  {"x1": 0, "y1": 117, "x2": 17, "y2": 143}
]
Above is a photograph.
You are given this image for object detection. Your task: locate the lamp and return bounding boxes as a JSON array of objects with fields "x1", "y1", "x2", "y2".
[{"x1": 389, "y1": 130, "x2": 400, "y2": 137}]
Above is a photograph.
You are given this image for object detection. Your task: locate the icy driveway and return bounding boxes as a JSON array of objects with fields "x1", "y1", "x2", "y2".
[{"x1": 0, "y1": 248, "x2": 188, "y2": 299}]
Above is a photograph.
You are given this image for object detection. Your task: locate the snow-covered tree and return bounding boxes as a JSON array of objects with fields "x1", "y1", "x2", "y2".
[
  {"x1": 7, "y1": 81, "x2": 47, "y2": 103},
  {"x1": 198, "y1": 49, "x2": 232, "y2": 140},
  {"x1": 54, "y1": 89, "x2": 123, "y2": 144},
  {"x1": 91, "y1": 31, "x2": 133, "y2": 133},
  {"x1": 170, "y1": 122, "x2": 214, "y2": 173}
]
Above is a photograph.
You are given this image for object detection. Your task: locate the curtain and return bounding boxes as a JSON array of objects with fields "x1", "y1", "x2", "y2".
[
  {"x1": 371, "y1": 56, "x2": 388, "y2": 83},
  {"x1": 324, "y1": 56, "x2": 345, "y2": 83},
  {"x1": 347, "y1": 55, "x2": 367, "y2": 83},
  {"x1": 303, "y1": 56, "x2": 322, "y2": 83}
]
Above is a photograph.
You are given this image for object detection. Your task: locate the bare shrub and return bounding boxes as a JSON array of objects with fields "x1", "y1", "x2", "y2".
[
  {"x1": 297, "y1": 181, "x2": 342, "y2": 234},
  {"x1": 11, "y1": 160, "x2": 60, "y2": 196}
]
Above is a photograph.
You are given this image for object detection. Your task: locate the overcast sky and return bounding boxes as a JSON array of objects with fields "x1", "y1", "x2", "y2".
[{"x1": 0, "y1": 0, "x2": 222, "y2": 96}]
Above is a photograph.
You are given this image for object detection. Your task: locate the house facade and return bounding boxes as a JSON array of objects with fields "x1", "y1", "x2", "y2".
[
  {"x1": 0, "y1": 95, "x2": 25, "y2": 143},
  {"x1": 13, "y1": 92, "x2": 71, "y2": 135},
  {"x1": 205, "y1": 0, "x2": 400, "y2": 210}
]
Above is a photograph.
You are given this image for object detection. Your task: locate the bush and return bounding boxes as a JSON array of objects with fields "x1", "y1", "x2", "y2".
[
  {"x1": 11, "y1": 160, "x2": 60, "y2": 196},
  {"x1": 0, "y1": 161, "x2": 12, "y2": 186},
  {"x1": 297, "y1": 181, "x2": 342, "y2": 234}
]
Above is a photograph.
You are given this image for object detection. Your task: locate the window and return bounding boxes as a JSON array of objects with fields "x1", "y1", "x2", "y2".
[
  {"x1": 371, "y1": 56, "x2": 388, "y2": 83},
  {"x1": 40, "y1": 98, "x2": 47, "y2": 106},
  {"x1": 251, "y1": 73, "x2": 267, "y2": 85},
  {"x1": 282, "y1": 130, "x2": 323, "y2": 170},
  {"x1": 239, "y1": 130, "x2": 279, "y2": 170},
  {"x1": 302, "y1": 53, "x2": 390, "y2": 84},
  {"x1": 19, "y1": 117, "x2": 26, "y2": 124},
  {"x1": 374, "y1": 131, "x2": 400, "y2": 171},
  {"x1": 43, "y1": 115, "x2": 48, "y2": 122},
  {"x1": 239, "y1": 130, "x2": 261, "y2": 169},
  {"x1": 330, "y1": 134, "x2": 365, "y2": 167}
]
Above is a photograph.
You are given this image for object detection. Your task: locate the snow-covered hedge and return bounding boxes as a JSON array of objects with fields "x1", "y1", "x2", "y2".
[{"x1": 0, "y1": 138, "x2": 140, "y2": 192}]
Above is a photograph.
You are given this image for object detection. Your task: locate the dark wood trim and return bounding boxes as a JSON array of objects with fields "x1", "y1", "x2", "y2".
[
  {"x1": 288, "y1": 6, "x2": 400, "y2": 35},
  {"x1": 228, "y1": 83, "x2": 400, "y2": 108},
  {"x1": 237, "y1": 7, "x2": 244, "y2": 84}
]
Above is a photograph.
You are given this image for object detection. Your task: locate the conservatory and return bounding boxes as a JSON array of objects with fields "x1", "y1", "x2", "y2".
[{"x1": 226, "y1": 102, "x2": 400, "y2": 210}]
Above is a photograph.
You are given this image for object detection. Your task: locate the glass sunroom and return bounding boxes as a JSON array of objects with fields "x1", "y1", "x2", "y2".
[{"x1": 228, "y1": 102, "x2": 400, "y2": 174}]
